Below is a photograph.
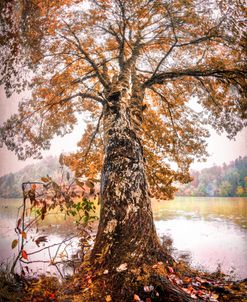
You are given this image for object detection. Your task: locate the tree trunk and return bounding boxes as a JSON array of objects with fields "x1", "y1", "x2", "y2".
[{"x1": 90, "y1": 79, "x2": 194, "y2": 301}]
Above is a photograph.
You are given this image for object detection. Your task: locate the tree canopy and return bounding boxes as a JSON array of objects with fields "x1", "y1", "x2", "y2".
[{"x1": 0, "y1": 0, "x2": 246, "y2": 199}]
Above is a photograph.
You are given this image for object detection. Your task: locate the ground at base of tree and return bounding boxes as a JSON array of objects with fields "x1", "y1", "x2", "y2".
[{"x1": 1, "y1": 257, "x2": 247, "y2": 302}]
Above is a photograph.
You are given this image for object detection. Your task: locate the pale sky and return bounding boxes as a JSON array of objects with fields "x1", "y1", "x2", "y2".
[{"x1": 0, "y1": 88, "x2": 246, "y2": 177}]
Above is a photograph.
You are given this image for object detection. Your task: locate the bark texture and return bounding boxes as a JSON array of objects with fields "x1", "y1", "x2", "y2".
[
  {"x1": 90, "y1": 76, "x2": 194, "y2": 301},
  {"x1": 91, "y1": 78, "x2": 165, "y2": 267}
]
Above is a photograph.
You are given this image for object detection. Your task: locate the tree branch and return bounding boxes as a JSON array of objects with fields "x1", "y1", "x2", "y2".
[
  {"x1": 59, "y1": 20, "x2": 109, "y2": 89},
  {"x1": 150, "y1": 5, "x2": 178, "y2": 78},
  {"x1": 144, "y1": 69, "x2": 247, "y2": 87},
  {"x1": 195, "y1": 77, "x2": 220, "y2": 108},
  {"x1": 149, "y1": 87, "x2": 181, "y2": 145},
  {"x1": 83, "y1": 110, "x2": 103, "y2": 158},
  {"x1": 116, "y1": 0, "x2": 127, "y2": 69},
  {"x1": 3, "y1": 91, "x2": 104, "y2": 133}
]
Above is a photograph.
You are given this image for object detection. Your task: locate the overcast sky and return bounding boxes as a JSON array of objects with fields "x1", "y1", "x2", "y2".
[{"x1": 0, "y1": 88, "x2": 246, "y2": 177}]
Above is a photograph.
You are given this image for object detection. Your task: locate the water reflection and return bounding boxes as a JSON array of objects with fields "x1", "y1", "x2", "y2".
[
  {"x1": 152, "y1": 197, "x2": 247, "y2": 279},
  {"x1": 0, "y1": 197, "x2": 247, "y2": 279},
  {"x1": 155, "y1": 218, "x2": 247, "y2": 279},
  {"x1": 152, "y1": 197, "x2": 247, "y2": 229}
]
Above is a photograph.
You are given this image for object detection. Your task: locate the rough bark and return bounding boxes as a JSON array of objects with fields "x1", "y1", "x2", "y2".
[{"x1": 90, "y1": 75, "x2": 194, "y2": 301}]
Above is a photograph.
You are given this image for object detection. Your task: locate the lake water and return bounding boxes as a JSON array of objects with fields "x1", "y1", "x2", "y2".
[
  {"x1": 152, "y1": 197, "x2": 247, "y2": 279},
  {"x1": 0, "y1": 197, "x2": 246, "y2": 279}
]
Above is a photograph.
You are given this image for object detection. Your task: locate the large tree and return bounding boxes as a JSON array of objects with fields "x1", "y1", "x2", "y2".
[{"x1": 0, "y1": 0, "x2": 246, "y2": 300}]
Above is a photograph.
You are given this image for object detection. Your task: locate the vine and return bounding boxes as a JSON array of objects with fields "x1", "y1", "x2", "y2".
[{"x1": 10, "y1": 170, "x2": 99, "y2": 278}]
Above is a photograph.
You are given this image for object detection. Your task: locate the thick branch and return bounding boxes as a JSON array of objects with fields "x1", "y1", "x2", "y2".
[
  {"x1": 116, "y1": 0, "x2": 127, "y2": 69},
  {"x1": 176, "y1": 35, "x2": 215, "y2": 48},
  {"x1": 62, "y1": 92, "x2": 104, "y2": 104},
  {"x1": 144, "y1": 69, "x2": 247, "y2": 87}
]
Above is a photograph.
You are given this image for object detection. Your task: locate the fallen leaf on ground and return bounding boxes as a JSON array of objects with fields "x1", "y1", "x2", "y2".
[
  {"x1": 105, "y1": 295, "x2": 112, "y2": 301},
  {"x1": 134, "y1": 294, "x2": 141, "y2": 301}
]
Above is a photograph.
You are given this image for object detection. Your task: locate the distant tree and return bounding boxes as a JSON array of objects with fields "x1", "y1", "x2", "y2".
[
  {"x1": 225, "y1": 170, "x2": 240, "y2": 196},
  {"x1": 177, "y1": 157, "x2": 247, "y2": 197},
  {"x1": 236, "y1": 185, "x2": 244, "y2": 196},
  {"x1": 219, "y1": 180, "x2": 233, "y2": 197},
  {"x1": 0, "y1": 0, "x2": 246, "y2": 300},
  {"x1": 245, "y1": 176, "x2": 247, "y2": 190}
]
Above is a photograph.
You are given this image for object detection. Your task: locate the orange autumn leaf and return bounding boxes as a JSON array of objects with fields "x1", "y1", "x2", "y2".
[
  {"x1": 11, "y1": 239, "x2": 18, "y2": 249},
  {"x1": 21, "y1": 231, "x2": 27, "y2": 239},
  {"x1": 49, "y1": 293, "x2": 56, "y2": 299},
  {"x1": 21, "y1": 250, "x2": 28, "y2": 260},
  {"x1": 105, "y1": 295, "x2": 112, "y2": 302},
  {"x1": 133, "y1": 294, "x2": 140, "y2": 301}
]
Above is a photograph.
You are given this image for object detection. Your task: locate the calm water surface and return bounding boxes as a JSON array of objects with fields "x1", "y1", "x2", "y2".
[
  {"x1": 152, "y1": 197, "x2": 247, "y2": 279},
  {"x1": 0, "y1": 197, "x2": 246, "y2": 279}
]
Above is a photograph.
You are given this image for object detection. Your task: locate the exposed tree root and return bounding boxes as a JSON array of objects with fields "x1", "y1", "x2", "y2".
[
  {"x1": 59, "y1": 260, "x2": 198, "y2": 302},
  {"x1": 57, "y1": 255, "x2": 247, "y2": 302},
  {"x1": 2, "y1": 258, "x2": 247, "y2": 302}
]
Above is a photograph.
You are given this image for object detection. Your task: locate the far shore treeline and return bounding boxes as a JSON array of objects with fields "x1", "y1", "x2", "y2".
[
  {"x1": 177, "y1": 156, "x2": 247, "y2": 197},
  {"x1": 0, "y1": 156, "x2": 246, "y2": 199}
]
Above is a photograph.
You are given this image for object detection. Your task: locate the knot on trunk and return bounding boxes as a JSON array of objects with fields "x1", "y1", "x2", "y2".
[{"x1": 108, "y1": 90, "x2": 121, "y2": 103}]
